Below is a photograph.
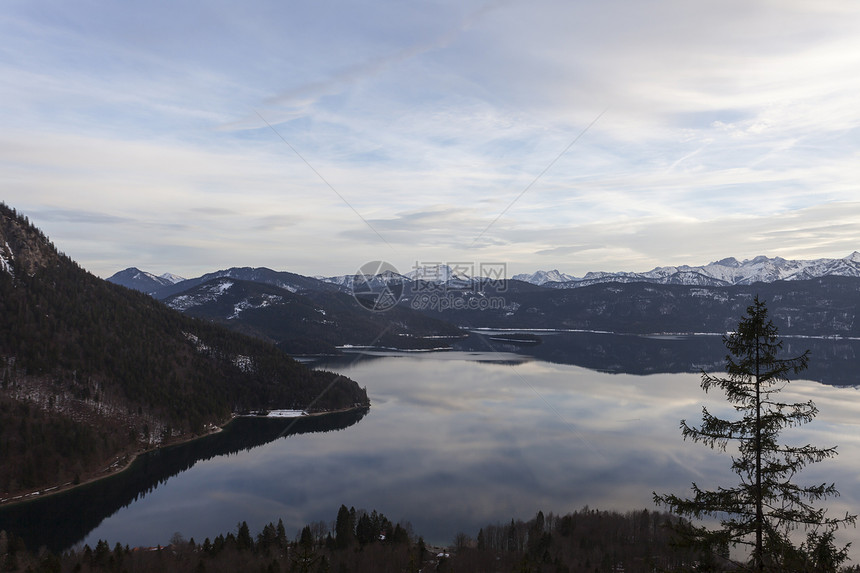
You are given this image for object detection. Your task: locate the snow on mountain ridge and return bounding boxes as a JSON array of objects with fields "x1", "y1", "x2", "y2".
[
  {"x1": 159, "y1": 272, "x2": 185, "y2": 284},
  {"x1": 115, "y1": 253, "x2": 860, "y2": 294},
  {"x1": 511, "y1": 269, "x2": 576, "y2": 285},
  {"x1": 106, "y1": 266, "x2": 180, "y2": 293},
  {"x1": 520, "y1": 253, "x2": 860, "y2": 287},
  {"x1": 321, "y1": 265, "x2": 460, "y2": 288},
  {"x1": 318, "y1": 274, "x2": 353, "y2": 288},
  {"x1": 405, "y1": 264, "x2": 470, "y2": 281}
]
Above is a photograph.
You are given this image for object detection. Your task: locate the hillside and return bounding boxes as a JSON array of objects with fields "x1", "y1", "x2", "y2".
[
  {"x1": 114, "y1": 260, "x2": 860, "y2": 346},
  {"x1": 105, "y1": 267, "x2": 184, "y2": 294},
  {"x1": 0, "y1": 204, "x2": 368, "y2": 496},
  {"x1": 401, "y1": 277, "x2": 860, "y2": 336},
  {"x1": 161, "y1": 277, "x2": 465, "y2": 353}
]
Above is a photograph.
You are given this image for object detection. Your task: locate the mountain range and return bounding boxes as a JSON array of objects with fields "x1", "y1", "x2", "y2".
[
  {"x1": 157, "y1": 275, "x2": 462, "y2": 353},
  {"x1": 105, "y1": 250, "x2": 860, "y2": 347},
  {"x1": 512, "y1": 252, "x2": 860, "y2": 287},
  {"x1": 106, "y1": 267, "x2": 185, "y2": 294},
  {"x1": 111, "y1": 253, "x2": 860, "y2": 296}
]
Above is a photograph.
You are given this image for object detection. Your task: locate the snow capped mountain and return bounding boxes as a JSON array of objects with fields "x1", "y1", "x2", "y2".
[
  {"x1": 320, "y1": 264, "x2": 465, "y2": 286},
  {"x1": 113, "y1": 252, "x2": 860, "y2": 299},
  {"x1": 322, "y1": 264, "x2": 498, "y2": 289},
  {"x1": 317, "y1": 274, "x2": 353, "y2": 288},
  {"x1": 106, "y1": 267, "x2": 184, "y2": 294},
  {"x1": 520, "y1": 253, "x2": 860, "y2": 288},
  {"x1": 191, "y1": 268, "x2": 297, "y2": 293},
  {"x1": 143, "y1": 267, "x2": 344, "y2": 300},
  {"x1": 405, "y1": 264, "x2": 470, "y2": 282},
  {"x1": 320, "y1": 268, "x2": 411, "y2": 289},
  {"x1": 158, "y1": 272, "x2": 185, "y2": 284},
  {"x1": 511, "y1": 269, "x2": 577, "y2": 285}
]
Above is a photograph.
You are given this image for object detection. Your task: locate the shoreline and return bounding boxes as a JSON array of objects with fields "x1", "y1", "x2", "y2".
[
  {"x1": 0, "y1": 404, "x2": 369, "y2": 507},
  {"x1": 0, "y1": 423, "x2": 227, "y2": 507},
  {"x1": 241, "y1": 404, "x2": 367, "y2": 419}
]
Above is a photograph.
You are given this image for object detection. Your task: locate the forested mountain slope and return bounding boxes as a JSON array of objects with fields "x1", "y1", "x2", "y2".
[
  {"x1": 0, "y1": 203, "x2": 367, "y2": 495},
  {"x1": 162, "y1": 277, "x2": 464, "y2": 353},
  {"x1": 405, "y1": 277, "x2": 860, "y2": 336}
]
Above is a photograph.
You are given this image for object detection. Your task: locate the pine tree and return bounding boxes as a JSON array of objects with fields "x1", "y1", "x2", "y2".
[
  {"x1": 654, "y1": 296, "x2": 855, "y2": 571},
  {"x1": 236, "y1": 521, "x2": 252, "y2": 551},
  {"x1": 334, "y1": 504, "x2": 354, "y2": 549},
  {"x1": 292, "y1": 525, "x2": 318, "y2": 573}
]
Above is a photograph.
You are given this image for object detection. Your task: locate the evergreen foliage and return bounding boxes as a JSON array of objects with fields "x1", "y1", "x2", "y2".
[
  {"x1": 0, "y1": 506, "x2": 713, "y2": 573},
  {"x1": 0, "y1": 203, "x2": 368, "y2": 496},
  {"x1": 654, "y1": 297, "x2": 856, "y2": 571},
  {"x1": 163, "y1": 277, "x2": 465, "y2": 354}
]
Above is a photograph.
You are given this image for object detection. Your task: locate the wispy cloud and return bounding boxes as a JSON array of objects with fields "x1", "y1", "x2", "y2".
[
  {"x1": 2, "y1": 1, "x2": 859, "y2": 277},
  {"x1": 25, "y1": 208, "x2": 132, "y2": 225}
]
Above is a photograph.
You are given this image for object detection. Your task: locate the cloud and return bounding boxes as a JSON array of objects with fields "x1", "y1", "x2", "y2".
[
  {"x1": 221, "y1": 0, "x2": 514, "y2": 130},
  {"x1": 3, "y1": 1, "x2": 860, "y2": 278},
  {"x1": 25, "y1": 208, "x2": 132, "y2": 225},
  {"x1": 506, "y1": 202, "x2": 860, "y2": 274}
]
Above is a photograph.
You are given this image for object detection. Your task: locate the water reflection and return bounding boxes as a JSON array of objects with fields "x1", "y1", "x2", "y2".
[
  {"x1": 1, "y1": 333, "x2": 858, "y2": 554},
  {"x1": 0, "y1": 409, "x2": 367, "y2": 553},
  {"x1": 457, "y1": 331, "x2": 860, "y2": 385}
]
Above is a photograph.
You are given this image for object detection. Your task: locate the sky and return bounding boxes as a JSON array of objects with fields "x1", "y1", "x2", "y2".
[{"x1": 2, "y1": 0, "x2": 860, "y2": 279}]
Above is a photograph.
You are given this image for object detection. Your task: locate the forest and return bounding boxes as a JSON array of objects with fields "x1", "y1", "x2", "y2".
[
  {"x1": 0, "y1": 203, "x2": 368, "y2": 496},
  {"x1": 0, "y1": 505, "x2": 772, "y2": 573}
]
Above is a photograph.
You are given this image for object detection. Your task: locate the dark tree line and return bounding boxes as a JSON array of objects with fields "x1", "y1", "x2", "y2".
[{"x1": 1, "y1": 505, "x2": 803, "y2": 573}]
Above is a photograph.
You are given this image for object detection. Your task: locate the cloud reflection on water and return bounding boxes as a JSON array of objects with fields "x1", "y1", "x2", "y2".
[{"x1": 79, "y1": 349, "x2": 860, "y2": 551}]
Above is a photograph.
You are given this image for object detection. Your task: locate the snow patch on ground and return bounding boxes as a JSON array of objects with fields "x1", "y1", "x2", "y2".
[
  {"x1": 504, "y1": 302, "x2": 520, "y2": 316},
  {"x1": 168, "y1": 295, "x2": 198, "y2": 311},
  {"x1": 168, "y1": 280, "x2": 235, "y2": 311},
  {"x1": 1, "y1": 241, "x2": 14, "y2": 277},
  {"x1": 3, "y1": 373, "x2": 170, "y2": 448},
  {"x1": 228, "y1": 294, "x2": 283, "y2": 319},
  {"x1": 266, "y1": 409, "x2": 307, "y2": 417},
  {"x1": 183, "y1": 331, "x2": 211, "y2": 354},
  {"x1": 232, "y1": 354, "x2": 253, "y2": 372}
]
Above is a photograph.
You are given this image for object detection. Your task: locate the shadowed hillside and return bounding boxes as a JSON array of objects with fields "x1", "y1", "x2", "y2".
[{"x1": 0, "y1": 203, "x2": 368, "y2": 496}]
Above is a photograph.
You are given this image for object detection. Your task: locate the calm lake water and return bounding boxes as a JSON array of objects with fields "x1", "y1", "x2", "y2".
[{"x1": 3, "y1": 333, "x2": 860, "y2": 552}]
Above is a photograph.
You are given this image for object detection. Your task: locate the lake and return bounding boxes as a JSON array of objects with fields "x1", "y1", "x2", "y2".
[{"x1": 2, "y1": 332, "x2": 859, "y2": 553}]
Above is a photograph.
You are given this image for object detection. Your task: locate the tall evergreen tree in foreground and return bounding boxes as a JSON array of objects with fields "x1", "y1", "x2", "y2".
[{"x1": 654, "y1": 296, "x2": 855, "y2": 571}]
